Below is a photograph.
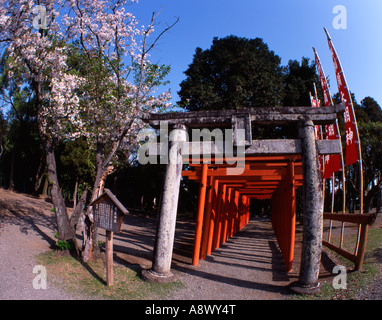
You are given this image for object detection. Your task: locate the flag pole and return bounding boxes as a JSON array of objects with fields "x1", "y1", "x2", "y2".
[
  {"x1": 323, "y1": 27, "x2": 364, "y2": 254},
  {"x1": 313, "y1": 46, "x2": 347, "y2": 245},
  {"x1": 323, "y1": 28, "x2": 363, "y2": 211}
]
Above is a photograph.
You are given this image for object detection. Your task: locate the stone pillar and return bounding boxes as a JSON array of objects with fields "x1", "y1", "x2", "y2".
[
  {"x1": 142, "y1": 124, "x2": 187, "y2": 283},
  {"x1": 290, "y1": 120, "x2": 323, "y2": 294}
]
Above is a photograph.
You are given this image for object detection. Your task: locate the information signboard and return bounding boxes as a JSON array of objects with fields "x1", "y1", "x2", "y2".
[
  {"x1": 89, "y1": 189, "x2": 129, "y2": 286},
  {"x1": 91, "y1": 189, "x2": 128, "y2": 233}
]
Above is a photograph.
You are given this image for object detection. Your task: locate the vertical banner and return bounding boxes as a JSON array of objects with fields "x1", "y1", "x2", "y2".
[
  {"x1": 324, "y1": 28, "x2": 360, "y2": 166},
  {"x1": 312, "y1": 47, "x2": 342, "y2": 178}
]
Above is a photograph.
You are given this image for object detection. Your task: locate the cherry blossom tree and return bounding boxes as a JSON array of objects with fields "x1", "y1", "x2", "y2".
[
  {"x1": 0, "y1": 0, "x2": 177, "y2": 259},
  {"x1": 0, "y1": 0, "x2": 83, "y2": 243},
  {"x1": 62, "y1": 0, "x2": 177, "y2": 261}
]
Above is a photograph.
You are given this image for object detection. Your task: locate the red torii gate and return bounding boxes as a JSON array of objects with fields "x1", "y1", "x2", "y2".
[{"x1": 184, "y1": 155, "x2": 303, "y2": 272}]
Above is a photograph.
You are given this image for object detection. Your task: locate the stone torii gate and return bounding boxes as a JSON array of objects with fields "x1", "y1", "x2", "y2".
[{"x1": 140, "y1": 102, "x2": 346, "y2": 293}]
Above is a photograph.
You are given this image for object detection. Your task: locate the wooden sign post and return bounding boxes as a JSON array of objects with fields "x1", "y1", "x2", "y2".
[
  {"x1": 106, "y1": 230, "x2": 113, "y2": 286},
  {"x1": 90, "y1": 189, "x2": 129, "y2": 286}
]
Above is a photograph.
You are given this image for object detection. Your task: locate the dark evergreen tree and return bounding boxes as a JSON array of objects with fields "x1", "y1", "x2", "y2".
[
  {"x1": 283, "y1": 57, "x2": 320, "y2": 106},
  {"x1": 361, "y1": 96, "x2": 382, "y2": 122},
  {"x1": 178, "y1": 35, "x2": 285, "y2": 110}
]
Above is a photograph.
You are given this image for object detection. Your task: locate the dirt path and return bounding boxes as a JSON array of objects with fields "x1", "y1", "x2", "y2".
[
  {"x1": 1, "y1": 188, "x2": 381, "y2": 300},
  {"x1": 0, "y1": 189, "x2": 85, "y2": 299},
  {"x1": 168, "y1": 219, "x2": 292, "y2": 299},
  {"x1": 110, "y1": 214, "x2": 295, "y2": 300},
  {"x1": 0, "y1": 188, "x2": 294, "y2": 300}
]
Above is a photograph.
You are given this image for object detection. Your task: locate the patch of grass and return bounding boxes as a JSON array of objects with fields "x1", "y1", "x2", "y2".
[
  {"x1": 291, "y1": 225, "x2": 382, "y2": 300},
  {"x1": 36, "y1": 250, "x2": 183, "y2": 300}
]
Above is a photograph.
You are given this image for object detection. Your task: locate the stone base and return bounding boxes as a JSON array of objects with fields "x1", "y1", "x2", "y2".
[
  {"x1": 288, "y1": 281, "x2": 321, "y2": 295},
  {"x1": 141, "y1": 268, "x2": 177, "y2": 283}
]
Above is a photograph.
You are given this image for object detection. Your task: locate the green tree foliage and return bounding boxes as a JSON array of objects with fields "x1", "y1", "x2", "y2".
[
  {"x1": 357, "y1": 99, "x2": 382, "y2": 212},
  {"x1": 178, "y1": 35, "x2": 285, "y2": 110},
  {"x1": 0, "y1": 50, "x2": 43, "y2": 192},
  {"x1": 56, "y1": 137, "x2": 96, "y2": 201},
  {"x1": 361, "y1": 96, "x2": 382, "y2": 122},
  {"x1": 177, "y1": 36, "x2": 325, "y2": 142},
  {"x1": 283, "y1": 57, "x2": 320, "y2": 106},
  {"x1": 359, "y1": 121, "x2": 382, "y2": 183},
  {"x1": 2, "y1": 96, "x2": 41, "y2": 192}
]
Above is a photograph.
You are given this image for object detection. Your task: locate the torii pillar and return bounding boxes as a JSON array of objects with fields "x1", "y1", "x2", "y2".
[
  {"x1": 142, "y1": 124, "x2": 187, "y2": 283},
  {"x1": 290, "y1": 120, "x2": 323, "y2": 294}
]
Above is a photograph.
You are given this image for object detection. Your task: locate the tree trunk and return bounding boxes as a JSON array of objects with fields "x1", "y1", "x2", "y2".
[
  {"x1": 377, "y1": 187, "x2": 381, "y2": 214},
  {"x1": 80, "y1": 133, "x2": 121, "y2": 262},
  {"x1": 364, "y1": 183, "x2": 380, "y2": 213},
  {"x1": 81, "y1": 157, "x2": 115, "y2": 262},
  {"x1": 81, "y1": 157, "x2": 105, "y2": 262},
  {"x1": 41, "y1": 174, "x2": 49, "y2": 197},
  {"x1": 34, "y1": 152, "x2": 45, "y2": 194},
  {"x1": 69, "y1": 188, "x2": 88, "y2": 256},
  {"x1": 73, "y1": 178, "x2": 78, "y2": 209},
  {"x1": 45, "y1": 140, "x2": 74, "y2": 241}
]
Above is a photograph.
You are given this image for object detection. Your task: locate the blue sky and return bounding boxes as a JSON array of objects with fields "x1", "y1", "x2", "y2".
[{"x1": 132, "y1": 0, "x2": 382, "y2": 108}]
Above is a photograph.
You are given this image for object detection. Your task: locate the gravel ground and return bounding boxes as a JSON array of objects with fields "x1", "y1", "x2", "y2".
[
  {"x1": 0, "y1": 190, "x2": 84, "y2": 300},
  {"x1": 103, "y1": 212, "x2": 295, "y2": 300},
  {"x1": 1, "y1": 188, "x2": 381, "y2": 300},
  {"x1": 167, "y1": 219, "x2": 292, "y2": 300},
  {"x1": 1, "y1": 189, "x2": 293, "y2": 300},
  {"x1": 0, "y1": 224, "x2": 86, "y2": 300}
]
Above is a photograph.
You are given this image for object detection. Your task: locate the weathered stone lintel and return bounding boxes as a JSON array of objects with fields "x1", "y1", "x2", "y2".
[
  {"x1": 246, "y1": 140, "x2": 301, "y2": 155},
  {"x1": 146, "y1": 139, "x2": 342, "y2": 157},
  {"x1": 140, "y1": 103, "x2": 346, "y2": 128}
]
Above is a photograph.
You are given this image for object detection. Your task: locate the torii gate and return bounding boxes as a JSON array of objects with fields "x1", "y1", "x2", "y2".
[{"x1": 140, "y1": 103, "x2": 346, "y2": 293}]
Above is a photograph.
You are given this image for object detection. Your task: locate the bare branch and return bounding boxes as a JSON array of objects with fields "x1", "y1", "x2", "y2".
[{"x1": 145, "y1": 15, "x2": 180, "y2": 56}]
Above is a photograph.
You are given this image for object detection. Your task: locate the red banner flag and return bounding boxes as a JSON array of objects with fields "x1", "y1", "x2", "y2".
[
  {"x1": 324, "y1": 28, "x2": 360, "y2": 166},
  {"x1": 313, "y1": 47, "x2": 342, "y2": 178}
]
